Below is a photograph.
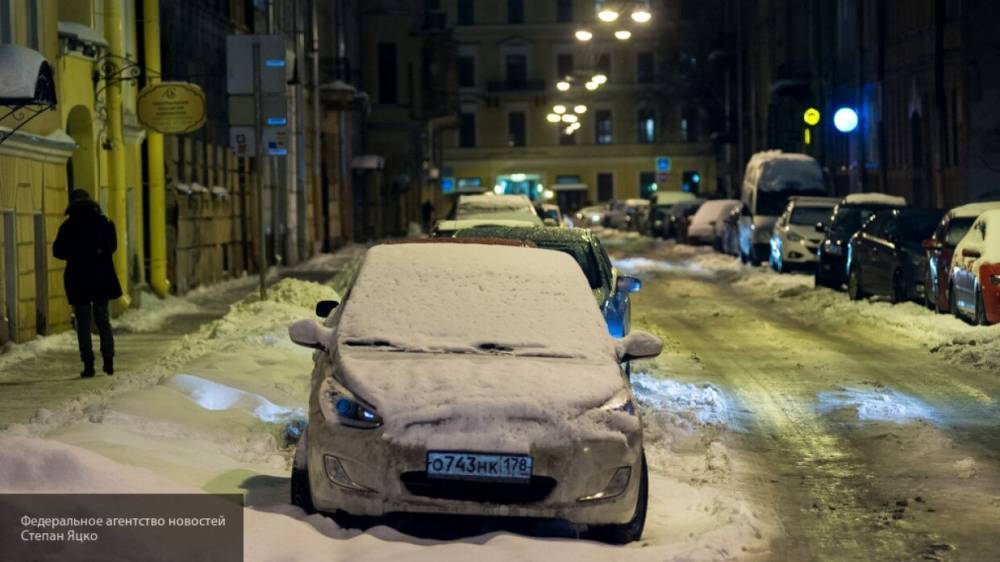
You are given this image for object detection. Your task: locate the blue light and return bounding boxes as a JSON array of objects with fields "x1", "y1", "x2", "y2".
[
  {"x1": 656, "y1": 156, "x2": 671, "y2": 172},
  {"x1": 336, "y1": 398, "x2": 355, "y2": 418},
  {"x1": 268, "y1": 148, "x2": 288, "y2": 156},
  {"x1": 266, "y1": 117, "x2": 288, "y2": 126},
  {"x1": 265, "y1": 59, "x2": 286, "y2": 68},
  {"x1": 692, "y1": 173, "x2": 701, "y2": 184},
  {"x1": 834, "y1": 107, "x2": 859, "y2": 133},
  {"x1": 442, "y1": 177, "x2": 455, "y2": 193}
]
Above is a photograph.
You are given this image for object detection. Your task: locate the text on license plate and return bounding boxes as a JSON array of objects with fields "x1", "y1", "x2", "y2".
[{"x1": 426, "y1": 452, "x2": 532, "y2": 481}]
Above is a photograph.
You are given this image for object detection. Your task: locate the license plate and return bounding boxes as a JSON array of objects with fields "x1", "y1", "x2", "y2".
[{"x1": 426, "y1": 452, "x2": 532, "y2": 482}]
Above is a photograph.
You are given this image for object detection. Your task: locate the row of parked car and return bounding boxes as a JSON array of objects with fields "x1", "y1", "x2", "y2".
[
  {"x1": 286, "y1": 192, "x2": 664, "y2": 543},
  {"x1": 614, "y1": 150, "x2": 1000, "y2": 326}
]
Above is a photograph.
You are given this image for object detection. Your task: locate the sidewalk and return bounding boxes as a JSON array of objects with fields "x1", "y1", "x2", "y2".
[{"x1": 0, "y1": 246, "x2": 365, "y2": 431}]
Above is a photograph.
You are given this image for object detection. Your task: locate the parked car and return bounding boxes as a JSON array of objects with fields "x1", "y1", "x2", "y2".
[
  {"x1": 648, "y1": 192, "x2": 698, "y2": 238},
  {"x1": 575, "y1": 205, "x2": 607, "y2": 227},
  {"x1": 453, "y1": 194, "x2": 543, "y2": 226},
  {"x1": 686, "y1": 199, "x2": 742, "y2": 247},
  {"x1": 288, "y1": 242, "x2": 663, "y2": 544},
  {"x1": 670, "y1": 199, "x2": 706, "y2": 244},
  {"x1": 432, "y1": 219, "x2": 541, "y2": 238},
  {"x1": 538, "y1": 203, "x2": 566, "y2": 227},
  {"x1": 738, "y1": 151, "x2": 828, "y2": 265},
  {"x1": 846, "y1": 208, "x2": 946, "y2": 302},
  {"x1": 605, "y1": 199, "x2": 650, "y2": 231},
  {"x1": 768, "y1": 196, "x2": 839, "y2": 273},
  {"x1": 719, "y1": 205, "x2": 743, "y2": 256},
  {"x1": 922, "y1": 202, "x2": 1000, "y2": 312},
  {"x1": 815, "y1": 193, "x2": 908, "y2": 289},
  {"x1": 448, "y1": 226, "x2": 641, "y2": 338},
  {"x1": 949, "y1": 209, "x2": 1000, "y2": 325}
]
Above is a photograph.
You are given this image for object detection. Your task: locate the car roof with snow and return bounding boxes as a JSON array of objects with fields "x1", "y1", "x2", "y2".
[
  {"x1": 624, "y1": 198, "x2": 650, "y2": 207},
  {"x1": 789, "y1": 196, "x2": 839, "y2": 207},
  {"x1": 338, "y1": 243, "x2": 615, "y2": 359},
  {"x1": 744, "y1": 151, "x2": 824, "y2": 192},
  {"x1": 948, "y1": 201, "x2": 1000, "y2": 219},
  {"x1": 457, "y1": 194, "x2": 534, "y2": 213},
  {"x1": 651, "y1": 191, "x2": 697, "y2": 206},
  {"x1": 843, "y1": 193, "x2": 908, "y2": 206}
]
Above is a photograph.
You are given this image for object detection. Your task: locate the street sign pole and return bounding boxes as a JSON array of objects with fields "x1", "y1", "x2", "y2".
[{"x1": 252, "y1": 43, "x2": 267, "y2": 301}]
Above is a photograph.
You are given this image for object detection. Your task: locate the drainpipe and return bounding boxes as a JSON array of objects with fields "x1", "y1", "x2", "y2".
[
  {"x1": 144, "y1": 0, "x2": 170, "y2": 298},
  {"x1": 105, "y1": 0, "x2": 129, "y2": 305}
]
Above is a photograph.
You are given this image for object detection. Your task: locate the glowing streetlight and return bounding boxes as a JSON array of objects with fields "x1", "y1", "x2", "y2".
[
  {"x1": 598, "y1": 9, "x2": 619, "y2": 22},
  {"x1": 553, "y1": 104, "x2": 567, "y2": 114},
  {"x1": 833, "y1": 107, "x2": 859, "y2": 133},
  {"x1": 615, "y1": 30, "x2": 632, "y2": 41},
  {"x1": 547, "y1": 113, "x2": 561, "y2": 123},
  {"x1": 575, "y1": 30, "x2": 593, "y2": 42},
  {"x1": 493, "y1": 184, "x2": 504, "y2": 194},
  {"x1": 562, "y1": 114, "x2": 579, "y2": 123},
  {"x1": 593, "y1": 74, "x2": 608, "y2": 85},
  {"x1": 586, "y1": 81, "x2": 599, "y2": 91},
  {"x1": 574, "y1": 104, "x2": 588, "y2": 114},
  {"x1": 631, "y1": 10, "x2": 652, "y2": 23},
  {"x1": 557, "y1": 81, "x2": 571, "y2": 92}
]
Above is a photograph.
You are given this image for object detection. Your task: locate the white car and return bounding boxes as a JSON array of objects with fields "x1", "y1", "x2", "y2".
[
  {"x1": 288, "y1": 242, "x2": 663, "y2": 543},
  {"x1": 575, "y1": 205, "x2": 608, "y2": 227},
  {"x1": 540, "y1": 203, "x2": 566, "y2": 227},
  {"x1": 769, "y1": 196, "x2": 839, "y2": 273},
  {"x1": 453, "y1": 194, "x2": 544, "y2": 226},
  {"x1": 950, "y1": 209, "x2": 1000, "y2": 325},
  {"x1": 686, "y1": 199, "x2": 741, "y2": 246},
  {"x1": 604, "y1": 199, "x2": 651, "y2": 231}
]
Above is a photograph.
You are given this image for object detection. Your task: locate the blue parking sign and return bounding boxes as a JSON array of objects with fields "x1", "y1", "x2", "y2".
[
  {"x1": 656, "y1": 156, "x2": 671, "y2": 172},
  {"x1": 442, "y1": 177, "x2": 456, "y2": 193}
]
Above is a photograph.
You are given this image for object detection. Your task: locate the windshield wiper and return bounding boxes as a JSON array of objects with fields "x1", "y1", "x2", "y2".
[{"x1": 343, "y1": 339, "x2": 405, "y2": 351}]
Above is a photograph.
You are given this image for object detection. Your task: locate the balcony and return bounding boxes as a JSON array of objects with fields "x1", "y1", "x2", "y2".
[{"x1": 487, "y1": 79, "x2": 546, "y2": 93}]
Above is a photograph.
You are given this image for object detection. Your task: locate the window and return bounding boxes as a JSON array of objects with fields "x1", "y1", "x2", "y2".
[
  {"x1": 638, "y1": 109, "x2": 656, "y2": 144},
  {"x1": 508, "y1": 111, "x2": 527, "y2": 146},
  {"x1": 637, "y1": 52, "x2": 654, "y2": 83},
  {"x1": 556, "y1": 54, "x2": 574, "y2": 80},
  {"x1": 640, "y1": 172, "x2": 657, "y2": 199},
  {"x1": 595, "y1": 110, "x2": 613, "y2": 145},
  {"x1": 27, "y1": 0, "x2": 41, "y2": 50},
  {"x1": 458, "y1": 55, "x2": 476, "y2": 88},
  {"x1": 0, "y1": 0, "x2": 12, "y2": 44},
  {"x1": 505, "y1": 54, "x2": 527, "y2": 88},
  {"x1": 596, "y1": 53, "x2": 611, "y2": 80},
  {"x1": 597, "y1": 173, "x2": 614, "y2": 201},
  {"x1": 377, "y1": 43, "x2": 398, "y2": 104},
  {"x1": 557, "y1": 0, "x2": 573, "y2": 22},
  {"x1": 457, "y1": 0, "x2": 474, "y2": 25},
  {"x1": 508, "y1": 0, "x2": 524, "y2": 23},
  {"x1": 459, "y1": 112, "x2": 477, "y2": 147}
]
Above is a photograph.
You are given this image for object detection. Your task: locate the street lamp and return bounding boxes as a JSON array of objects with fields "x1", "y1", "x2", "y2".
[
  {"x1": 575, "y1": 30, "x2": 593, "y2": 42},
  {"x1": 592, "y1": 74, "x2": 608, "y2": 85},
  {"x1": 553, "y1": 104, "x2": 567, "y2": 114},
  {"x1": 557, "y1": 80, "x2": 571, "y2": 91},
  {"x1": 631, "y1": 9, "x2": 651, "y2": 23},
  {"x1": 562, "y1": 114, "x2": 579, "y2": 123},
  {"x1": 547, "y1": 113, "x2": 561, "y2": 123},
  {"x1": 834, "y1": 107, "x2": 859, "y2": 133},
  {"x1": 615, "y1": 30, "x2": 632, "y2": 40},
  {"x1": 598, "y1": 9, "x2": 619, "y2": 22},
  {"x1": 585, "y1": 81, "x2": 599, "y2": 91},
  {"x1": 574, "y1": 104, "x2": 588, "y2": 114}
]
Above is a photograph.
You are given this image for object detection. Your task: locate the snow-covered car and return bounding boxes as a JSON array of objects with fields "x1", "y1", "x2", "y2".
[
  {"x1": 923, "y1": 202, "x2": 1000, "y2": 313},
  {"x1": 604, "y1": 199, "x2": 650, "y2": 231},
  {"x1": 768, "y1": 196, "x2": 839, "y2": 273},
  {"x1": 431, "y1": 219, "x2": 541, "y2": 237},
  {"x1": 738, "y1": 151, "x2": 828, "y2": 265},
  {"x1": 449, "y1": 225, "x2": 641, "y2": 338},
  {"x1": 847, "y1": 208, "x2": 946, "y2": 302},
  {"x1": 453, "y1": 194, "x2": 544, "y2": 226},
  {"x1": 686, "y1": 199, "x2": 741, "y2": 247},
  {"x1": 648, "y1": 191, "x2": 697, "y2": 238},
  {"x1": 669, "y1": 199, "x2": 706, "y2": 243},
  {"x1": 539, "y1": 203, "x2": 566, "y2": 227},
  {"x1": 815, "y1": 193, "x2": 908, "y2": 288},
  {"x1": 288, "y1": 243, "x2": 663, "y2": 543},
  {"x1": 949, "y1": 209, "x2": 1000, "y2": 325},
  {"x1": 575, "y1": 205, "x2": 607, "y2": 227}
]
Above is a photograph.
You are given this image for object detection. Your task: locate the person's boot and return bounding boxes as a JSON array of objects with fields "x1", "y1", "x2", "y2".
[
  {"x1": 102, "y1": 355, "x2": 114, "y2": 376},
  {"x1": 81, "y1": 361, "x2": 95, "y2": 378}
]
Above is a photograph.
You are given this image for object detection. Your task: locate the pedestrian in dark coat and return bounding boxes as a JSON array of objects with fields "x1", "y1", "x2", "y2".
[{"x1": 53, "y1": 189, "x2": 122, "y2": 378}]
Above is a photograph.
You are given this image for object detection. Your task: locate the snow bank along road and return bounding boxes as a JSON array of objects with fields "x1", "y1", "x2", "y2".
[{"x1": 614, "y1": 239, "x2": 1000, "y2": 562}]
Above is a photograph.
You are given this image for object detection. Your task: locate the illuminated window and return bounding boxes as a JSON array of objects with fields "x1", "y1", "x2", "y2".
[{"x1": 638, "y1": 109, "x2": 656, "y2": 144}]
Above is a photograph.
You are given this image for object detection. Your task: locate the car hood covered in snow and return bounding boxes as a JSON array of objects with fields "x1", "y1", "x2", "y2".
[{"x1": 336, "y1": 350, "x2": 634, "y2": 452}]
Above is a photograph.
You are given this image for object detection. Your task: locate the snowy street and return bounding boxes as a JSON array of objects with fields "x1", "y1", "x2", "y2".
[{"x1": 1, "y1": 237, "x2": 997, "y2": 560}]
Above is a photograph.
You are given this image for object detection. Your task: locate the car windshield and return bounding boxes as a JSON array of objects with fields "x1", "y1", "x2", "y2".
[
  {"x1": 790, "y1": 206, "x2": 833, "y2": 226},
  {"x1": 830, "y1": 206, "x2": 886, "y2": 237},
  {"x1": 946, "y1": 217, "x2": 976, "y2": 246},
  {"x1": 758, "y1": 190, "x2": 826, "y2": 216}
]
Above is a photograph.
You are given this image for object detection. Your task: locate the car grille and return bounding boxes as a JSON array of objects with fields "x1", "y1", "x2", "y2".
[{"x1": 400, "y1": 472, "x2": 557, "y2": 504}]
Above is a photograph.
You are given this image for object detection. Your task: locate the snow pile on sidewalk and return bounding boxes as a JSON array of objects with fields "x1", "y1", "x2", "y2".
[
  {"x1": 115, "y1": 291, "x2": 201, "y2": 333},
  {"x1": 208, "y1": 278, "x2": 339, "y2": 342}
]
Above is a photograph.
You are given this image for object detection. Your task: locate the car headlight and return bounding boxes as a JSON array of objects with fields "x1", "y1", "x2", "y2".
[
  {"x1": 787, "y1": 232, "x2": 804, "y2": 243},
  {"x1": 601, "y1": 390, "x2": 637, "y2": 416},
  {"x1": 334, "y1": 396, "x2": 383, "y2": 429}
]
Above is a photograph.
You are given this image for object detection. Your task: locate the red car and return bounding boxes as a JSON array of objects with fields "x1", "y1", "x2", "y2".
[
  {"x1": 950, "y1": 209, "x2": 1000, "y2": 325},
  {"x1": 923, "y1": 202, "x2": 1000, "y2": 312}
]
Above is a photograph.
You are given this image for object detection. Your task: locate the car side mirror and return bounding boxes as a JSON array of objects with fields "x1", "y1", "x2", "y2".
[
  {"x1": 962, "y1": 248, "x2": 982, "y2": 259},
  {"x1": 315, "y1": 300, "x2": 339, "y2": 318},
  {"x1": 616, "y1": 275, "x2": 642, "y2": 294},
  {"x1": 543, "y1": 218, "x2": 558, "y2": 227},
  {"x1": 289, "y1": 319, "x2": 333, "y2": 351},
  {"x1": 616, "y1": 330, "x2": 663, "y2": 362}
]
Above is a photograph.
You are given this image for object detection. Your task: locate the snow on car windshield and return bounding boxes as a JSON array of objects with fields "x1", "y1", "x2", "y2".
[
  {"x1": 456, "y1": 195, "x2": 536, "y2": 218},
  {"x1": 339, "y1": 243, "x2": 615, "y2": 358}
]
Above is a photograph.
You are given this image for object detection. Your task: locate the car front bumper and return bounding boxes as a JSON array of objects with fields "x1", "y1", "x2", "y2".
[{"x1": 306, "y1": 416, "x2": 643, "y2": 525}]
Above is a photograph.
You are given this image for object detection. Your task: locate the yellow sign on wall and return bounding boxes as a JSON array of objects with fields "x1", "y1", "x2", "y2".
[
  {"x1": 803, "y1": 107, "x2": 821, "y2": 127},
  {"x1": 137, "y1": 82, "x2": 207, "y2": 134}
]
